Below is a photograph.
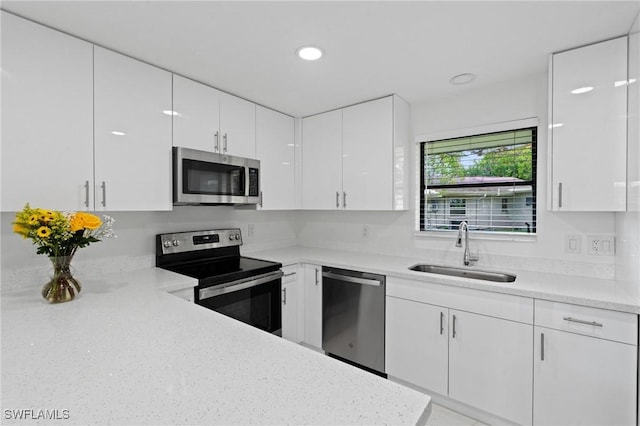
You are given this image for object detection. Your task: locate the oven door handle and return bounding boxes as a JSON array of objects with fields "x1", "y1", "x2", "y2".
[{"x1": 198, "y1": 270, "x2": 283, "y2": 300}]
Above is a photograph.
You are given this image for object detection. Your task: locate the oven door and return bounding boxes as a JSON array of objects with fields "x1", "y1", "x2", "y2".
[{"x1": 196, "y1": 270, "x2": 283, "y2": 334}]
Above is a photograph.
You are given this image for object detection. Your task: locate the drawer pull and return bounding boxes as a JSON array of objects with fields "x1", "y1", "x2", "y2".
[{"x1": 563, "y1": 317, "x2": 603, "y2": 327}]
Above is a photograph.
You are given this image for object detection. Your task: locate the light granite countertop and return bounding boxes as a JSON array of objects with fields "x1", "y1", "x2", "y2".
[
  {"x1": 242, "y1": 246, "x2": 640, "y2": 314},
  {"x1": 1, "y1": 267, "x2": 431, "y2": 425}
]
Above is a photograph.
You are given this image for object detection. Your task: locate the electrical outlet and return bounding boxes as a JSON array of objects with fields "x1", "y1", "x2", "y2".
[
  {"x1": 564, "y1": 234, "x2": 581, "y2": 254},
  {"x1": 247, "y1": 223, "x2": 255, "y2": 238},
  {"x1": 362, "y1": 225, "x2": 369, "y2": 239},
  {"x1": 587, "y1": 235, "x2": 615, "y2": 256}
]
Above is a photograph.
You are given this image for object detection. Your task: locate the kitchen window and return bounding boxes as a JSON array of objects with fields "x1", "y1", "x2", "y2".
[{"x1": 419, "y1": 126, "x2": 537, "y2": 234}]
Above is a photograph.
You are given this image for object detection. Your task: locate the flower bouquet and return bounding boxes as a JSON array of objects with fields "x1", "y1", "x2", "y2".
[{"x1": 12, "y1": 204, "x2": 115, "y2": 303}]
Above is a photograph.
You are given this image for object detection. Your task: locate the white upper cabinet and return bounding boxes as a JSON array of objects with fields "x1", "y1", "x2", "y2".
[
  {"x1": 219, "y1": 92, "x2": 256, "y2": 159},
  {"x1": 342, "y1": 97, "x2": 394, "y2": 210},
  {"x1": 628, "y1": 29, "x2": 639, "y2": 211},
  {"x1": 172, "y1": 75, "x2": 221, "y2": 153},
  {"x1": 93, "y1": 47, "x2": 172, "y2": 211},
  {"x1": 301, "y1": 95, "x2": 409, "y2": 211},
  {"x1": 302, "y1": 109, "x2": 343, "y2": 210},
  {"x1": 172, "y1": 75, "x2": 256, "y2": 158},
  {"x1": 256, "y1": 106, "x2": 296, "y2": 210},
  {"x1": 1, "y1": 12, "x2": 94, "y2": 212},
  {"x1": 550, "y1": 36, "x2": 628, "y2": 211}
]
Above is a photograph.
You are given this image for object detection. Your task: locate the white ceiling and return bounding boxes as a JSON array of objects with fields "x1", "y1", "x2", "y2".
[{"x1": 2, "y1": 1, "x2": 639, "y2": 117}]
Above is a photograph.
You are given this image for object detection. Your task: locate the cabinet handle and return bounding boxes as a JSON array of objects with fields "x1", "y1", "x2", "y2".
[
  {"x1": 343, "y1": 192, "x2": 347, "y2": 209},
  {"x1": 214, "y1": 131, "x2": 220, "y2": 152},
  {"x1": 100, "y1": 181, "x2": 106, "y2": 207},
  {"x1": 259, "y1": 191, "x2": 263, "y2": 208},
  {"x1": 440, "y1": 312, "x2": 444, "y2": 335},
  {"x1": 336, "y1": 191, "x2": 340, "y2": 209},
  {"x1": 558, "y1": 182, "x2": 563, "y2": 208},
  {"x1": 283, "y1": 272, "x2": 297, "y2": 277},
  {"x1": 315, "y1": 268, "x2": 319, "y2": 286},
  {"x1": 223, "y1": 133, "x2": 228, "y2": 153},
  {"x1": 452, "y1": 314, "x2": 457, "y2": 338},
  {"x1": 541, "y1": 333, "x2": 545, "y2": 361},
  {"x1": 282, "y1": 288, "x2": 287, "y2": 305},
  {"x1": 84, "y1": 180, "x2": 90, "y2": 208},
  {"x1": 563, "y1": 317, "x2": 603, "y2": 327}
]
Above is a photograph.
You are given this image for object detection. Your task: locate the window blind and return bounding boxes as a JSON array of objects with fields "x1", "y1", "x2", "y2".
[{"x1": 420, "y1": 127, "x2": 537, "y2": 233}]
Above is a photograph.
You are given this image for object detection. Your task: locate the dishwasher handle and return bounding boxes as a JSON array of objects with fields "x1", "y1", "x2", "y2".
[{"x1": 322, "y1": 271, "x2": 382, "y2": 287}]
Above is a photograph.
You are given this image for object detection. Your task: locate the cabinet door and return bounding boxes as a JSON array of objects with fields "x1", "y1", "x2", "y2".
[
  {"x1": 449, "y1": 310, "x2": 533, "y2": 426},
  {"x1": 281, "y1": 265, "x2": 299, "y2": 342},
  {"x1": 385, "y1": 296, "x2": 448, "y2": 395},
  {"x1": 342, "y1": 97, "x2": 393, "y2": 210},
  {"x1": 219, "y1": 92, "x2": 256, "y2": 159},
  {"x1": 256, "y1": 106, "x2": 296, "y2": 209},
  {"x1": 1, "y1": 12, "x2": 94, "y2": 211},
  {"x1": 302, "y1": 110, "x2": 343, "y2": 209},
  {"x1": 172, "y1": 75, "x2": 221, "y2": 152},
  {"x1": 303, "y1": 264, "x2": 323, "y2": 349},
  {"x1": 534, "y1": 327, "x2": 636, "y2": 426},
  {"x1": 94, "y1": 47, "x2": 172, "y2": 211},
  {"x1": 551, "y1": 37, "x2": 627, "y2": 211}
]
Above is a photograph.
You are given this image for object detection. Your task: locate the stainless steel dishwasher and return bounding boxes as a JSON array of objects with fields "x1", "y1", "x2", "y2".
[{"x1": 322, "y1": 266, "x2": 386, "y2": 376}]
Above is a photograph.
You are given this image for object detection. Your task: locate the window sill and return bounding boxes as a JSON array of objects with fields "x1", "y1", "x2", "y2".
[{"x1": 414, "y1": 230, "x2": 537, "y2": 243}]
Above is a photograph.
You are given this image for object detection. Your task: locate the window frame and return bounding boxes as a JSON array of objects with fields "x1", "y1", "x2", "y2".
[{"x1": 417, "y1": 121, "x2": 538, "y2": 237}]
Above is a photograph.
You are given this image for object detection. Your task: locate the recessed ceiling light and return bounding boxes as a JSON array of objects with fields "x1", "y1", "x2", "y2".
[
  {"x1": 570, "y1": 86, "x2": 594, "y2": 94},
  {"x1": 111, "y1": 131, "x2": 126, "y2": 136},
  {"x1": 449, "y1": 73, "x2": 476, "y2": 85},
  {"x1": 296, "y1": 46, "x2": 323, "y2": 61},
  {"x1": 163, "y1": 110, "x2": 179, "y2": 116}
]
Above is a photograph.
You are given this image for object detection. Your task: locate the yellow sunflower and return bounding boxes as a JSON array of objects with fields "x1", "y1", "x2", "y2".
[
  {"x1": 39, "y1": 211, "x2": 55, "y2": 223},
  {"x1": 36, "y1": 226, "x2": 51, "y2": 238},
  {"x1": 28, "y1": 214, "x2": 40, "y2": 225}
]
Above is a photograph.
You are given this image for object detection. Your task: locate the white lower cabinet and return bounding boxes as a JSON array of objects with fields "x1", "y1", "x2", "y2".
[
  {"x1": 533, "y1": 301, "x2": 637, "y2": 426},
  {"x1": 386, "y1": 277, "x2": 534, "y2": 425},
  {"x1": 386, "y1": 295, "x2": 533, "y2": 425},
  {"x1": 302, "y1": 263, "x2": 323, "y2": 349},
  {"x1": 448, "y1": 310, "x2": 533, "y2": 426},
  {"x1": 281, "y1": 264, "x2": 300, "y2": 342},
  {"x1": 386, "y1": 296, "x2": 448, "y2": 395}
]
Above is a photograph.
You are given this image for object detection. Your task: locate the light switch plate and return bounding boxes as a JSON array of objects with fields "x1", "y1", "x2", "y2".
[{"x1": 564, "y1": 234, "x2": 582, "y2": 254}]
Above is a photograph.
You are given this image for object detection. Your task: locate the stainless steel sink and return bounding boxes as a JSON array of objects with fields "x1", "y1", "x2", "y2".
[{"x1": 408, "y1": 264, "x2": 516, "y2": 283}]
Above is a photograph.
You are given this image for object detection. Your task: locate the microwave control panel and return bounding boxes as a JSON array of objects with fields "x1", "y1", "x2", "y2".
[{"x1": 248, "y1": 168, "x2": 259, "y2": 197}]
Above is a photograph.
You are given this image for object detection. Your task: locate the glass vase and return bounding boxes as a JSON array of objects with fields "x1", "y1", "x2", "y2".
[{"x1": 42, "y1": 256, "x2": 81, "y2": 303}]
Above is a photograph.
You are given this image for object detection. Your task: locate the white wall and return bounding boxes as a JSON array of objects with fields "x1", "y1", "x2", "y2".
[
  {"x1": 615, "y1": 12, "x2": 640, "y2": 300},
  {"x1": 0, "y1": 208, "x2": 298, "y2": 290},
  {"x1": 298, "y1": 72, "x2": 617, "y2": 279}
]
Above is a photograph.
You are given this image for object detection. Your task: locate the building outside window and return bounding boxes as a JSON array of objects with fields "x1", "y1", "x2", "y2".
[{"x1": 419, "y1": 126, "x2": 537, "y2": 234}]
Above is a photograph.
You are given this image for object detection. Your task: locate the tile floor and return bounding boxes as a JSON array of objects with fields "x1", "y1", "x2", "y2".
[{"x1": 427, "y1": 403, "x2": 488, "y2": 426}]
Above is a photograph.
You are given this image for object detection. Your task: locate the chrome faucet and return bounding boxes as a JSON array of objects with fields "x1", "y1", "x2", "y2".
[{"x1": 456, "y1": 221, "x2": 478, "y2": 266}]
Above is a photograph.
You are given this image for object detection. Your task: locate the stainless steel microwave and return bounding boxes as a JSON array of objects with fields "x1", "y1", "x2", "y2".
[{"x1": 173, "y1": 147, "x2": 260, "y2": 205}]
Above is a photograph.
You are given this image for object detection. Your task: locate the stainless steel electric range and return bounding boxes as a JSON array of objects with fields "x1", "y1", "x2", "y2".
[{"x1": 156, "y1": 228, "x2": 283, "y2": 335}]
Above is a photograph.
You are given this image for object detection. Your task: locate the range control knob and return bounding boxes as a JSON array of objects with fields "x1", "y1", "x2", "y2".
[
  {"x1": 235, "y1": 235, "x2": 240, "y2": 240},
  {"x1": 172, "y1": 239, "x2": 181, "y2": 247},
  {"x1": 229, "y1": 234, "x2": 234, "y2": 241},
  {"x1": 163, "y1": 240, "x2": 172, "y2": 248}
]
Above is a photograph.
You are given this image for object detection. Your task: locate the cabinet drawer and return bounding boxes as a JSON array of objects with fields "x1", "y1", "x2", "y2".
[
  {"x1": 535, "y1": 300, "x2": 637, "y2": 345},
  {"x1": 282, "y1": 264, "x2": 298, "y2": 284}
]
